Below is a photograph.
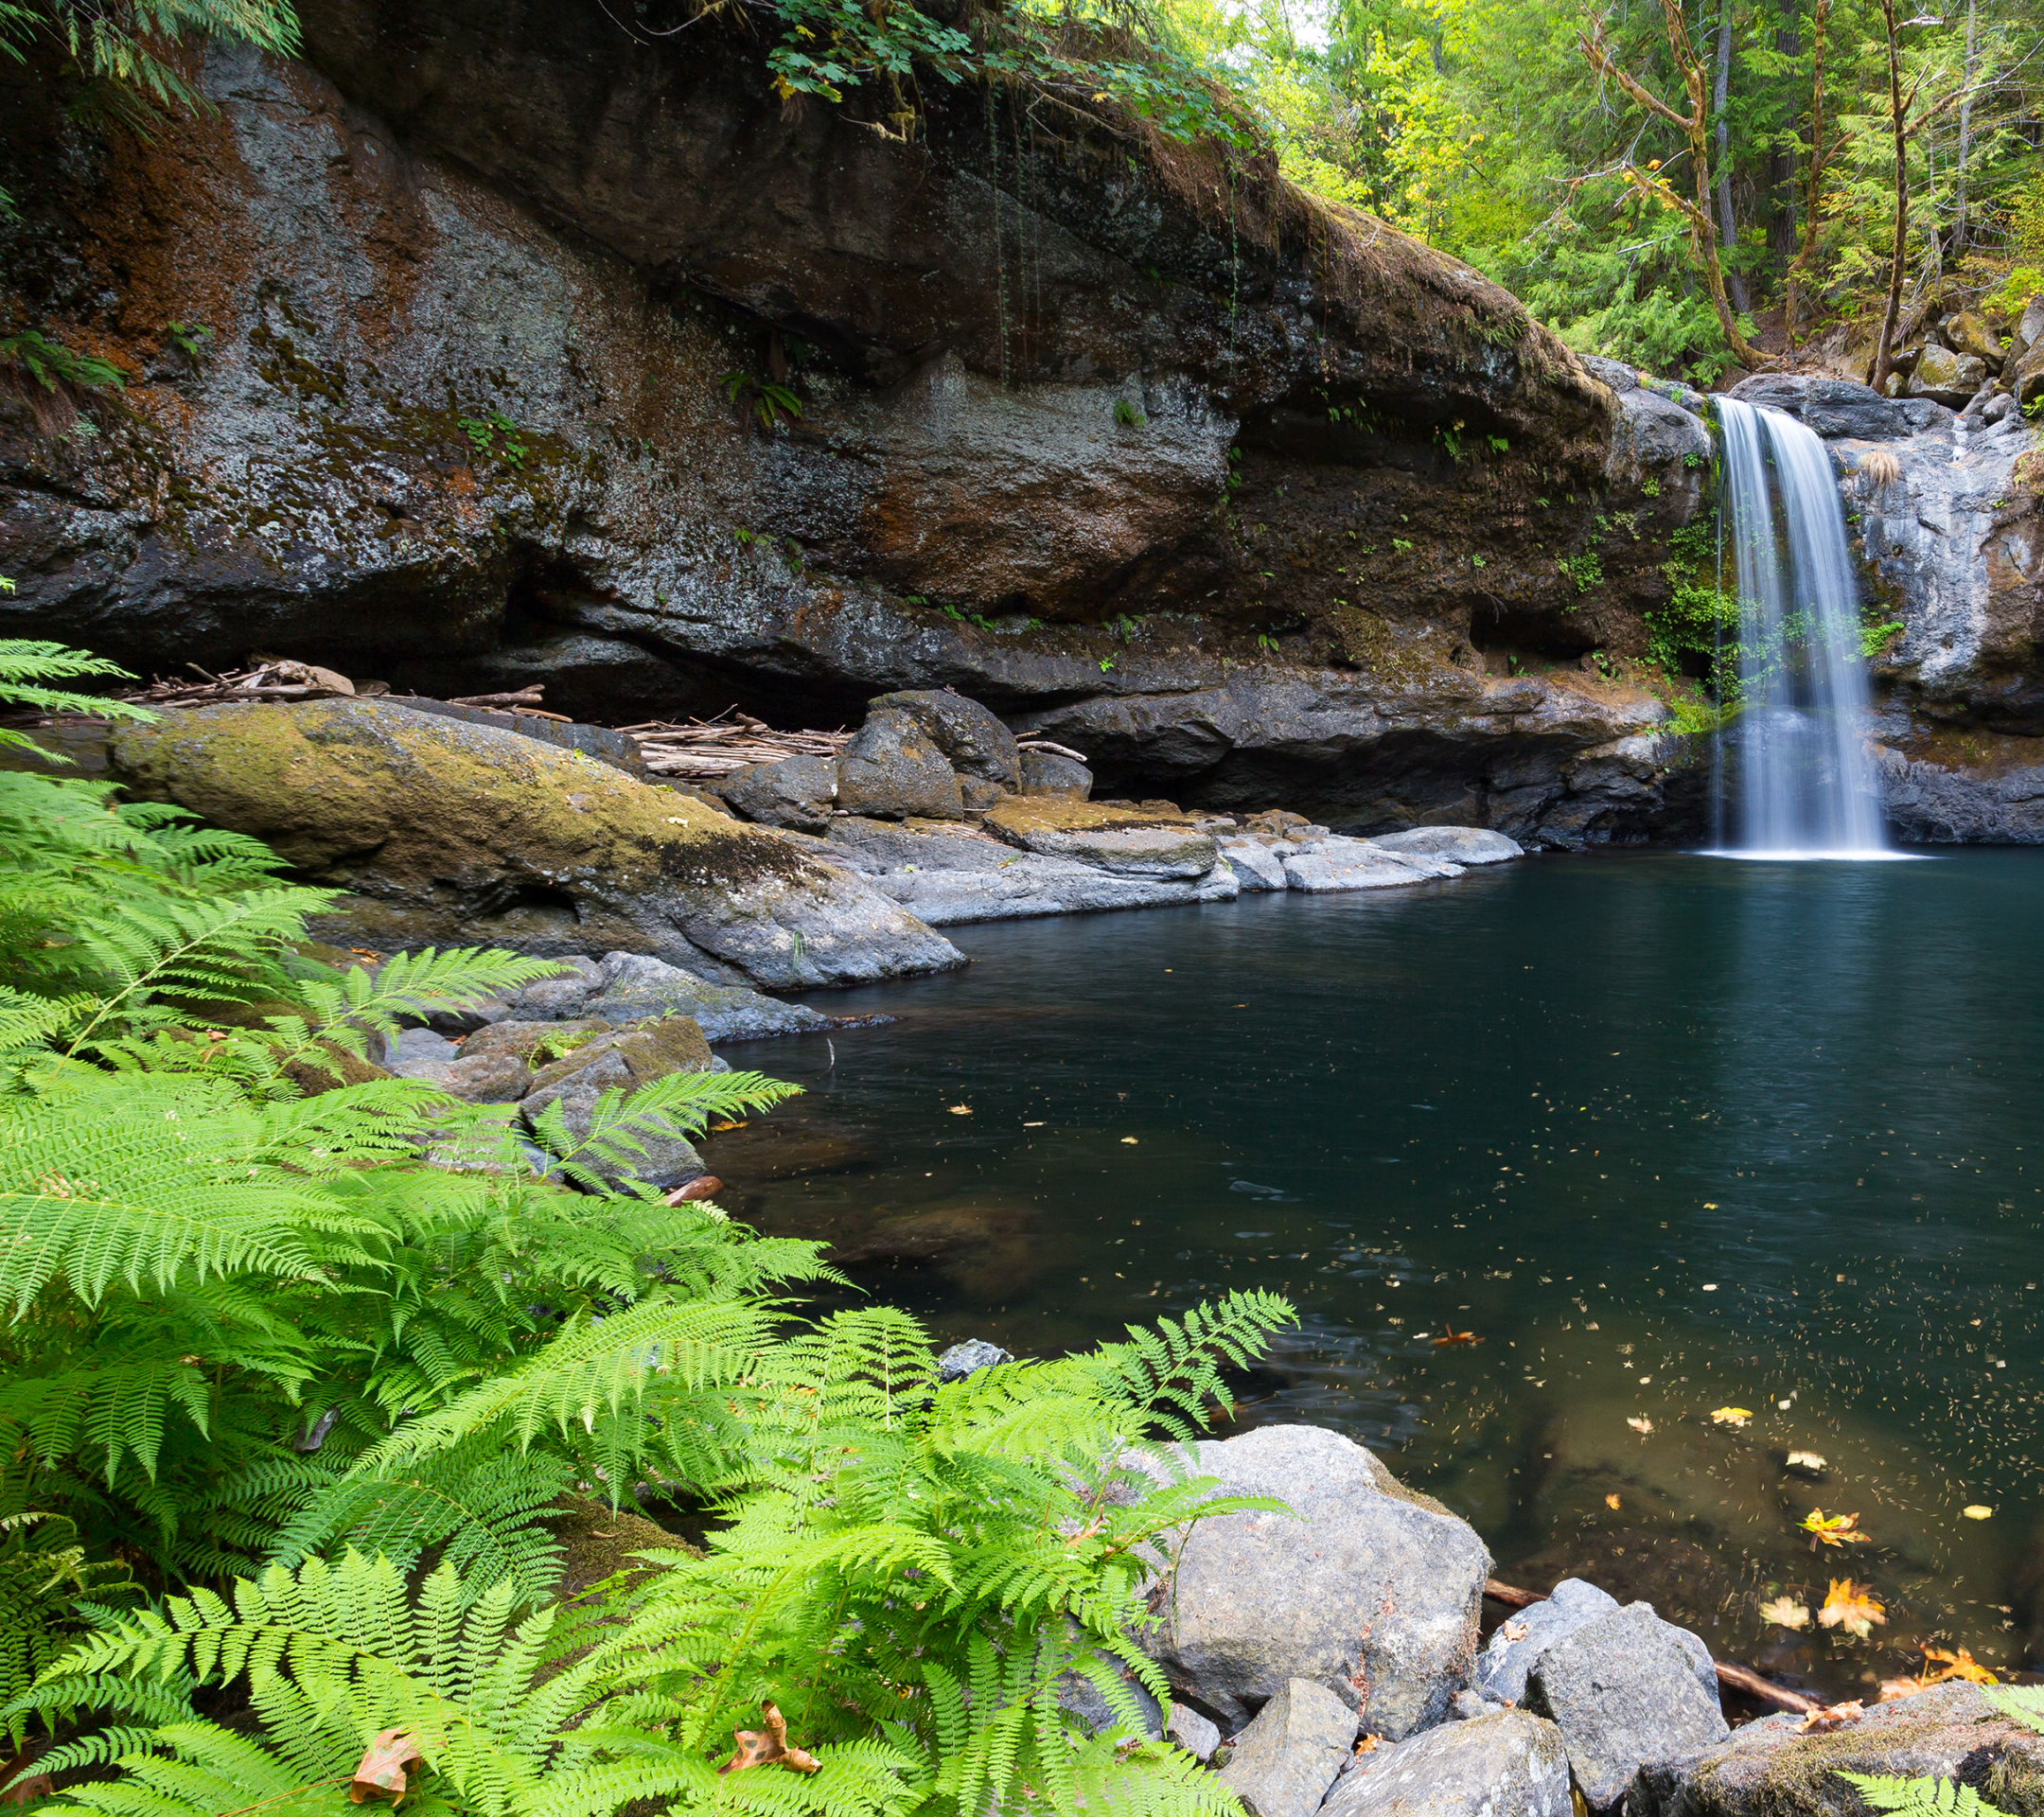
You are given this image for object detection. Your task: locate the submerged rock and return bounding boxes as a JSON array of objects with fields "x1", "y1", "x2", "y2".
[
  {"x1": 1320, "y1": 1709, "x2": 1572, "y2": 1817},
  {"x1": 1215, "y1": 1678, "x2": 1357, "y2": 1817},
  {"x1": 1523, "y1": 1604, "x2": 1728, "y2": 1809},
  {"x1": 110, "y1": 699, "x2": 963, "y2": 989},
  {"x1": 1138, "y1": 1424, "x2": 1489, "y2": 1739}
]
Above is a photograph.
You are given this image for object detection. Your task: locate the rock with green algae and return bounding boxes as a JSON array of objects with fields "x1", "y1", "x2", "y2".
[
  {"x1": 1628, "y1": 1683, "x2": 2044, "y2": 1814},
  {"x1": 983, "y1": 796, "x2": 1218, "y2": 878},
  {"x1": 109, "y1": 699, "x2": 964, "y2": 990}
]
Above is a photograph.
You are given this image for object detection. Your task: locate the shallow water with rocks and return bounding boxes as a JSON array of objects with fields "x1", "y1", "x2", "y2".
[{"x1": 718, "y1": 846, "x2": 2044, "y2": 1702}]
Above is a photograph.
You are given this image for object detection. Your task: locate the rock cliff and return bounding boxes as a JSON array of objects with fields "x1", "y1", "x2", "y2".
[{"x1": 0, "y1": 1, "x2": 1709, "y2": 843}]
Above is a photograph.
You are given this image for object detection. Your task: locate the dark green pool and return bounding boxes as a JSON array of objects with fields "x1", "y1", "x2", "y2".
[{"x1": 735, "y1": 848, "x2": 2044, "y2": 1699}]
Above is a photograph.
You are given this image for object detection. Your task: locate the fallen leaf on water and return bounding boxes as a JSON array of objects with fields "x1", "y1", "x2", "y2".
[
  {"x1": 1817, "y1": 1579, "x2": 1886, "y2": 1639},
  {"x1": 1800, "y1": 1508, "x2": 1871, "y2": 1547},
  {"x1": 350, "y1": 1729, "x2": 422, "y2": 1805},
  {"x1": 1964, "y1": 1505, "x2": 1995, "y2": 1520},
  {"x1": 1712, "y1": 1406, "x2": 1753, "y2": 1427},
  {"x1": 1878, "y1": 1676, "x2": 1931, "y2": 1702},
  {"x1": 1757, "y1": 1596, "x2": 1810, "y2": 1631},
  {"x1": 1787, "y1": 1451, "x2": 1828, "y2": 1472},
  {"x1": 719, "y1": 1703, "x2": 821, "y2": 1775},
  {"x1": 1796, "y1": 1701, "x2": 1865, "y2": 1733},
  {"x1": 709, "y1": 1120, "x2": 749, "y2": 1132},
  {"x1": 1605, "y1": 1493, "x2": 1622, "y2": 1509},
  {"x1": 1120, "y1": 1137, "x2": 1139, "y2": 1145},
  {"x1": 1434, "y1": 1327, "x2": 1483, "y2": 1347},
  {"x1": 948, "y1": 1105, "x2": 973, "y2": 1116},
  {"x1": 1626, "y1": 1417, "x2": 1654, "y2": 1435},
  {"x1": 1922, "y1": 1644, "x2": 1997, "y2": 1685}
]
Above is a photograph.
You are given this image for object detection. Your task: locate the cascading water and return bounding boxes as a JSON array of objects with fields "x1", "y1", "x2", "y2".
[{"x1": 1711, "y1": 397, "x2": 1888, "y2": 857}]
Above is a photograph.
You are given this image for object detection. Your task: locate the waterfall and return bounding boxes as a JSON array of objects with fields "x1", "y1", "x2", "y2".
[{"x1": 1712, "y1": 397, "x2": 1888, "y2": 857}]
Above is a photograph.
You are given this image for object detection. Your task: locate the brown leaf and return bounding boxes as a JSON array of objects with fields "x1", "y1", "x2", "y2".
[
  {"x1": 1796, "y1": 1701, "x2": 1866, "y2": 1733},
  {"x1": 1353, "y1": 1734, "x2": 1380, "y2": 1755},
  {"x1": 349, "y1": 1730, "x2": 422, "y2": 1805},
  {"x1": 1922, "y1": 1644, "x2": 1998, "y2": 1685},
  {"x1": 664, "y1": 1175, "x2": 725, "y2": 1205},
  {"x1": 0, "y1": 1753, "x2": 52, "y2": 1807},
  {"x1": 1433, "y1": 1327, "x2": 1483, "y2": 1347},
  {"x1": 1877, "y1": 1676, "x2": 1930, "y2": 1702},
  {"x1": 719, "y1": 1702, "x2": 821, "y2": 1775}
]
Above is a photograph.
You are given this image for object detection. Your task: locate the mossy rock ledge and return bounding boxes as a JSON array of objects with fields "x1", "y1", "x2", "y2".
[
  {"x1": 110, "y1": 699, "x2": 965, "y2": 989},
  {"x1": 1630, "y1": 1683, "x2": 2044, "y2": 1815}
]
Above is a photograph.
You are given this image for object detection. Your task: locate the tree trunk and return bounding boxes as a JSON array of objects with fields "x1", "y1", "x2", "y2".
[
  {"x1": 1954, "y1": 0, "x2": 1978, "y2": 248},
  {"x1": 1713, "y1": 0, "x2": 1751, "y2": 316},
  {"x1": 1869, "y1": 0, "x2": 1910, "y2": 396},
  {"x1": 1784, "y1": 0, "x2": 1830, "y2": 344}
]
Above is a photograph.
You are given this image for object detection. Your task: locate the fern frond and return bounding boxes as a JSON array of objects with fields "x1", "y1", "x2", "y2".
[{"x1": 1836, "y1": 1773, "x2": 2011, "y2": 1816}]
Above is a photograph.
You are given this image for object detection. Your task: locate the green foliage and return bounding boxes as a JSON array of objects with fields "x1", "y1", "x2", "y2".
[
  {"x1": 721, "y1": 371, "x2": 804, "y2": 432},
  {"x1": 0, "y1": 330, "x2": 125, "y2": 394},
  {"x1": 1114, "y1": 397, "x2": 1146, "y2": 428},
  {"x1": 162, "y1": 321, "x2": 213, "y2": 362},
  {"x1": 456, "y1": 409, "x2": 528, "y2": 469},
  {"x1": 1835, "y1": 1774, "x2": 2011, "y2": 1816},
  {"x1": 1557, "y1": 551, "x2": 1603, "y2": 593},
  {"x1": 0, "y1": 0, "x2": 299, "y2": 115}
]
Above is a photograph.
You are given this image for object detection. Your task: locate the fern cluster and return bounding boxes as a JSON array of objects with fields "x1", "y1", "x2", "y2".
[{"x1": 0, "y1": 642, "x2": 1296, "y2": 1817}]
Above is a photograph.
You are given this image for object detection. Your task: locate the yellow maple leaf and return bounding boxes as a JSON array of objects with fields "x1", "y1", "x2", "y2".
[
  {"x1": 1605, "y1": 1493, "x2": 1621, "y2": 1509},
  {"x1": 1800, "y1": 1508, "x2": 1871, "y2": 1547},
  {"x1": 1711, "y1": 1406, "x2": 1753, "y2": 1427},
  {"x1": 1922, "y1": 1644, "x2": 1997, "y2": 1685},
  {"x1": 1817, "y1": 1579, "x2": 1886, "y2": 1639}
]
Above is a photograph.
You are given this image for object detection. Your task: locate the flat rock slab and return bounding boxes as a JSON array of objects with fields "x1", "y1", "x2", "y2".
[
  {"x1": 1321, "y1": 1709, "x2": 1573, "y2": 1817},
  {"x1": 1630, "y1": 1684, "x2": 2044, "y2": 1816},
  {"x1": 1280, "y1": 838, "x2": 1459, "y2": 891},
  {"x1": 1524, "y1": 1604, "x2": 1728, "y2": 1809},
  {"x1": 984, "y1": 797, "x2": 1218, "y2": 878},
  {"x1": 1369, "y1": 825, "x2": 1524, "y2": 866},
  {"x1": 585, "y1": 952, "x2": 834, "y2": 1041},
  {"x1": 1218, "y1": 837, "x2": 1290, "y2": 891},
  {"x1": 1217, "y1": 1678, "x2": 1357, "y2": 1817},
  {"x1": 1139, "y1": 1424, "x2": 1489, "y2": 1739},
  {"x1": 111, "y1": 700, "x2": 962, "y2": 990}
]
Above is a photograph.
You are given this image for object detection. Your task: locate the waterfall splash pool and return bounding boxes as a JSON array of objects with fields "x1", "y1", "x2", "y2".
[{"x1": 736, "y1": 850, "x2": 2044, "y2": 1701}]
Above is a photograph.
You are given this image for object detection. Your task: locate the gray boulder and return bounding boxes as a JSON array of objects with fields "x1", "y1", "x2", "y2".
[
  {"x1": 1727, "y1": 374, "x2": 1944, "y2": 438},
  {"x1": 1167, "y1": 1702, "x2": 1223, "y2": 1763},
  {"x1": 2015, "y1": 292, "x2": 2044, "y2": 361},
  {"x1": 1319, "y1": 1710, "x2": 1573, "y2": 1817},
  {"x1": 1907, "y1": 343, "x2": 1987, "y2": 405},
  {"x1": 1138, "y1": 1424, "x2": 1490, "y2": 1739},
  {"x1": 585, "y1": 951, "x2": 833, "y2": 1042},
  {"x1": 1523, "y1": 1604, "x2": 1729, "y2": 1809},
  {"x1": 1280, "y1": 838, "x2": 1458, "y2": 891},
  {"x1": 1216, "y1": 1678, "x2": 1358, "y2": 1817},
  {"x1": 869, "y1": 689, "x2": 1021, "y2": 786},
  {"x1": 1369, "y1": 826, "x2": 1524, "y2": 866},
  {"x1": 721, "y1": 753, "x2": 839, "y2": 833},
  {"x1": 1475, "y1": 1579, "x2": 1620, "y2": 1705},
  {"x1": 1612, "y1": 386, "x2": 1713, "y2": 469},
  {"x1": 519, "y1": 1014, "x2": 716, "y2": 1190},
  {"x1": 1218, "y1": 837, "x2": 1290, "y2": 891},
  {"x1": 935, "y1": 1338, "x2": 1013, "y2": 1382},
  {"x1": 1019, "y1": 750, "x2": 1093, "y2": 799},
  {"x1": 504, "y1": 957, "x2": 606, "y2": 1019},
  {"x1": 382, "y1": 1025, "x2": 535, "y2": 1103},
  {"x1": 1056, "y1": 1661, "x2": 1164, "y2": 1741},
  {"x1": 1578, "y1": 354, "x2": 1637, "y2": 393},
  {"x1": 836, "y1": 709, "x2": 966, "y2": 820},
  {"x1": 1630, "y1": 1684, "x2": 2044, "y2": 1815}
]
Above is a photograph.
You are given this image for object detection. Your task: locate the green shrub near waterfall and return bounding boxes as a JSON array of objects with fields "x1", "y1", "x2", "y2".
[{"x1": 0, "y1": 640, "x2": 1290, "y2": 1817}]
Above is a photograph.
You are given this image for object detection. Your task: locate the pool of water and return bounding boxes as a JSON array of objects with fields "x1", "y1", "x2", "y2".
[{"x1": 718, "y1": 847, "x2": 2044, "y2": 1700}]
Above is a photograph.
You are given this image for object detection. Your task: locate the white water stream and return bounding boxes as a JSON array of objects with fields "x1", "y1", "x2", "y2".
[{"x1": 1710, "y1": 397, "x2": 1889, "y2": 858}]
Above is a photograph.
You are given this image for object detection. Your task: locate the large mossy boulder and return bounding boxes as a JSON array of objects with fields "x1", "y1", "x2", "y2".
[
  {"x1": 983, "y1": 797, "x2": 1217, "y2": 877},
  {"x1": 110, "y1": 700, "x2": 963, "y2": 989}
]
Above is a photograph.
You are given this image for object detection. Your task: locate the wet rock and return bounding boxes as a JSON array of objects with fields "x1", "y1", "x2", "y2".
[
  {"x1": 1019, "y1": 750, "x2": 1094, "y2": 800},
  {"x1": 109, "y1": 700, "x2": 963, "y2": 990},
  {"x1": 1216, "y1": 1679, "x2": 1358, "y2": 1817},
  {"x1": 1168, "y1": 1702, "x2": 1223, "y2": 1763},
  {"x1": 1726, "y1": 375, "x2": 1943, "y2": 439},
  {"x1": 1219, "y1": 837, "x2": 1289, "y2": 891},
  {"x1": 836, "y1": 709, "x2": 966, "y2": 820},
  {"x1": 1370, "y1": 825, "x2": 1524, "y2": 866},
  {"x1": 1609, "y1": 387, "x2": 1713, "y2": 474},
  {"x1": 1874, "y1": 739, "x2": 2044, "y2": 842},
  {"x1": 1630, "y1": 1684, "x2": 2044, "y2": 1815},
  {"x1": 1138, "y1": 1424, "x2": 1489, "y2": 1739},
  {"x1": 936, "y1": 1339, "x2": 1013, "y2": 1382},
  {"x1": 520, "y1": 1014, "x2": 716, "y2": 1189},
  {"x1": 985, "y1": 798, "x2": 1218, "y2": 878},
  {"x1": 1523, "y1": 1604, "x2": 1729, "y2": 1809},
  {"x1": 869, "y1": 690, "x2": 1021, "y2": 786},
  {"x1": 721, "y1": 754, "x2": 839, "y2": 833},
  {"x1": 1280, "y1": 838, "x2": 1458, "y2": 891},
  {"x1": 828, "y1": 1197, "x2": 1043, "y2": 1298},
  {"x1": 1320, "y1": 1709, "x2": 1573, "y2": 1817},
  {"x1": 585, "y1": 951, "x2": 833, "y2": 1041},
  {"x1": 1908, "y1": 344, "x2": 1988, "y2": 406}
]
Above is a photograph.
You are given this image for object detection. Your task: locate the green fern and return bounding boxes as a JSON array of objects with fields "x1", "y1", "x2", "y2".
[
  {"x1": 1836, "y1": 1774, "x2": 2012, "y2": 1816},
  {"x1": 1985, "y1": 1685, "x2": 2044, "y2": 1732}
]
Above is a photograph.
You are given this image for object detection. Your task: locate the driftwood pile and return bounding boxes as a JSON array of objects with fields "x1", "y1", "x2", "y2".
[{"x1": 614, "y1": 711, "x2": 852, "y2": 780}]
